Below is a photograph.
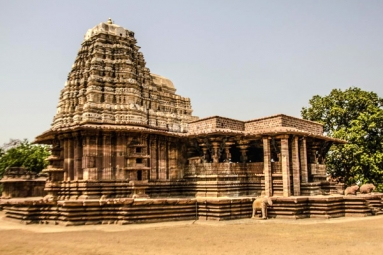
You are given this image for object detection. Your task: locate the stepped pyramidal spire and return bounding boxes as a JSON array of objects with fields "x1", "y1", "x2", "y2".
[{"x1": 52, "y1": 19, "x2": 195, "y2": 133}]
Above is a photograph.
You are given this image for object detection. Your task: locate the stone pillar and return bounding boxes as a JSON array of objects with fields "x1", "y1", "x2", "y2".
[
  {"x1": 115, "y1": 133, "x2": 126, "y2": 180},
  {"x1": 73, "y1": 134, "x2": 82, "y2": 180},
  {"x1": 291, "y1": 136, "x2": 300, "y2": 196},
  {"x1": 168, "y1": 141, "x2": 178, "y2": 180},
  {"x1": 82, "y1": 135, "x2": 90, "y2": 180},
  {"x1": 102, "y1": 133, "x2": 112, "y2": 180},
  {"x1": 211, "y1": 142, "x2": 220, "y2": 163},
  {"x1": 238, "y1": 139, "x2": 249, "y2": 163},
  {"x1": 224, "y1": 141, "x2": 234, "y2": 162},
  {"x1": 200, "y1": 146, "x2": 208, "y2": 163},
  {"x1": 262, "y1": 137, "x2": 273, "y2": 196},
  {"x1": 166, "y1": 139, "x2": 169, "y2": 180},
  {"x1": 238, "y1": 145, "x2": 249, "y2": 163},
  {"x1": 88, "y1": 135, "x2": 98, "y2": 180},
  {"x1": 149, "y1": 136, "x2": 157, "y2": 180},
  {"x1": 299, "y1": 137, "x2": 308, "y2": 183},
  {"x1": 68, "y1": 138, "x2": 75, "y2": 180},
  {"x1": 280, "y1": 135, "x2": 291, "y2": 197},
  {"x1": 96, "y1": 134, "x2": 103, "y2": 180},
  {"x1": 159, "y1": 138, "x2": 166, "y2": 179},
  {"x1": 156, "y1": 137, "x2": 159, "y2": 180},
  {"x1": 63, "y1": 138, "x2": 69, "y2": 181}
]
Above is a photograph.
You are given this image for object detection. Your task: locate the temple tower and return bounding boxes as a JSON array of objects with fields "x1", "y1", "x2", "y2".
[
  {"x1": 36, "y1": 19, "x2": 197, "y2": 198},
  {"x1": 52, "y1": 18, "x2": 194, "y2": 131}
]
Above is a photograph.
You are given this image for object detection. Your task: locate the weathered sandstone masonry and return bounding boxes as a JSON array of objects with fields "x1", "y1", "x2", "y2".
[{"x1": 2, "y1": 19, "x2": 382, "y2": 224}]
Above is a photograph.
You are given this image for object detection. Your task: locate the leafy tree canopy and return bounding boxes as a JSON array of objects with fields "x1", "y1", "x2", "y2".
[
  {"x1": 301, "y1": 87, "x2": 383, "y2": 191},
  {"x1": 0, "y1": 139, "x2": 50, "y2": 179}
]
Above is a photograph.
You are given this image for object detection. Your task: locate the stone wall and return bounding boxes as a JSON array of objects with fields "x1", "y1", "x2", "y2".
[
  {"x1": 215, "y1": 117, "x2": 244, "y2": 131},
  {"x1": 281, "y1": 115, "x2": 323, "y2": 135},
  {"x1": 188, "y1": 117, "x2": 217, "y2": 134},
  {"x1": 188, "y1": 116, "x2": 244, "y2": 134},
  {"x1": 245, "y1": 114, "x2": 323, "y2": 135},
  {"x1": 245, "y1": 115, "x2": 283, "y2": 132},
  {"x1": 1, "y1": 167, "x2": 46, "y2": 198}
]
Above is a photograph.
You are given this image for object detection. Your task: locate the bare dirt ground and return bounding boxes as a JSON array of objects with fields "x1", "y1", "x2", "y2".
[{"x1": 1, "y1": 211, "x2": 383, "y2": 255}]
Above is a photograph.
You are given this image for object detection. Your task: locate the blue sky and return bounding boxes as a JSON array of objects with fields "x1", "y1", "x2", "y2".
[{"x1": 1, "y1": 0, "x2": 383, "y2": 145}]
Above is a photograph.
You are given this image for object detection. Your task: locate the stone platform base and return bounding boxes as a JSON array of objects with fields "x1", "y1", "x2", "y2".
[{"x1": 1, "y1": 194, "x2": 382, "y2": 225}]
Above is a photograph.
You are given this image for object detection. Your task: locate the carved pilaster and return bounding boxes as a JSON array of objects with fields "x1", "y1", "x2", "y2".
[
  {"x1": 237, "y1": 139, "x2": 250, "y2": 163},
  {"x1": 211, "y1": 142, "x2": 220, "y2": 163},
  {"x1": 262, "y1": 137, "x2": 273, "y2": 197},
  {"x1": 73, "y1": 132, "x2": 82, "y2": 180},
  {"x1": 291, "y1": 136, "x2": 300, "y2": 196},
  {"x1": 62, "y1": 137, "x2": 69, "y2": 181},
  {"x1": 102, "y1": 133, "x2": 112, "y2": 180},
  {"x1": 299, "y1": 137, "x2": 308, "y2": 183},
  {"x1": 115, "y1": 133, "x2": 126, "y2": 180},
  {"x1": 280, "y1": 135, "x2": 291, "y2": 197},
  {"x1": 224, "y1": 141, "x2": 234, "y2": 162}
]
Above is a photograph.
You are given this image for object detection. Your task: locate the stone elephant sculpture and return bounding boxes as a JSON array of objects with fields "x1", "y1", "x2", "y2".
[
  {"x1": 252, "y1": 196, "x2": 273, "y2": 219},
  {"x1": 360, "y1": 184, "x2": 376, "y2": 194},
  {"x1": 344, "y1": 185, "x2": 359, "y2": 195}
]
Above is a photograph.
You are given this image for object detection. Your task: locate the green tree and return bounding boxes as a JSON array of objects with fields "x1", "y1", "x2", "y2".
[
  {"x1": 0, "y1": 139, "x2": 50, "y2": 179},
  {"x1": 301, "y1": 87, "x2": 383, "y2": 191}
]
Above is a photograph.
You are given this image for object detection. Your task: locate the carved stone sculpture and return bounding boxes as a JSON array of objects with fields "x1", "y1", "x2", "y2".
[
  {"x1": 360, "y1": 184, "x2": 376, "y2": 194},
  {"x1": 344, "y1": 185, "x2": 359, "y2": 195},
  {"x1": 252, "y1": 196, "x2": 273, "y2": 219}
]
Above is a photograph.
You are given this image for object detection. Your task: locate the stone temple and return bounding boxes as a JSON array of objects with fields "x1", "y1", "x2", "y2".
[{"x1": 1, "y1": 19, "x2": 382, "y2": 224}]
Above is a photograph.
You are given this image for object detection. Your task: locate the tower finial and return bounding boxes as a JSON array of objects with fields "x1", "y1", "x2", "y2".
[{"x1": 107, "y1": 18, "x2": 113, "y2": 24}]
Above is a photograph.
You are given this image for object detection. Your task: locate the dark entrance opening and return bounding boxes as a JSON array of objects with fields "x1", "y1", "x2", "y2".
[{"x1": 229, "y1": 145, "x2": 241, "y2": 163}]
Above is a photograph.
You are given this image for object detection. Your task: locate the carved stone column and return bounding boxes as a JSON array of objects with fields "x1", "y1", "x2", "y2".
[
  {"x1": 238, "y1": 145, "x2": 249, "y2": 163},
  {"x1": 199, "y1": 143, "x2": 208, "y2": 163},
  {"x1": 262, "y1": 137, "x2": 273, "y2": 196},
  {"x1": 299, "y1": 137, "x2": 308, "y2": 183},
  {"x1": 102, "y1": 133, "x2": 112, "y2": 180},
  {"x1": 280, "y1": 135, "x2": 291, "y2": 197},
  {"x1": 62, "y1": 136, "x2": 69, "y2": 181},
  {"x1": 87, "y1": 134, "x2": 98, "y2": 180},
  {"x1": 238, "y1": 139, "x2": 249, "y2": 163},
  {"x1": 73, "y1": 133, "x2": 82, "y2": 180},
  {"x1": 115, "y1": 133, "x2": 126, "y2": 180},
  {"x1": 291, "y1": 136, "x2": 300, "y2": 196},
  {"x1": 68, "y1": 137, "x2": 74, "y2": 181},
  {"x1": 156, "y1": 136, "x2": 160, "y2": 179},
  {"x1": 211, "y1": 141, "x2": 220, "y2": 163},
  {"x1": 81, "y1": 135, "x2": 90, "y2": 180},
  {"x1": 165, "y1": 138, "x2": 169, "y2": 180},
  {"x1": 224, "y1": 141, "x2": 234, "y2": 162},
  {"x1": 96, "y1": 133, "x2": 103, "y2": 180},
  {"x1": 168, "y1": 140, "x2": 178, "y2": 180},
  {"x1": 159, "y1": 138, "x2": 166, "y2": 179},
  {"x1": 149, "y1": 135, "x2": 158, "y2": 180}
]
